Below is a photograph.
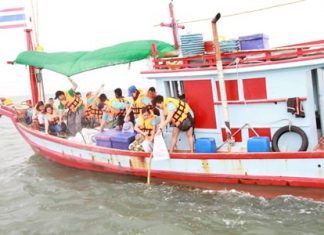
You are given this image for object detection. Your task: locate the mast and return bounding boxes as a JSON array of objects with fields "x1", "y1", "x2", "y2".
[
  {"x1": 211, "y1": 13, "x2": 233, "y2": 151},
  {"x1": 25, "y1": 29, "x2": 39, "y2": 105},
  {"x1": 160, "y1": 1, "x2": 184, "y2": 50}
]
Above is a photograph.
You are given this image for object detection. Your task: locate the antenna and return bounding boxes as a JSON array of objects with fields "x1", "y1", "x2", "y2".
[{"x1": 159, "y1": 1, "x2": 185, "y2": 50}]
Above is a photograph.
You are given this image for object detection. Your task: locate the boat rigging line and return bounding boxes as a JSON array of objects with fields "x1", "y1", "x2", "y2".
[{"x1": 154, "y1": 0, "x2": 305, "y2": 26}]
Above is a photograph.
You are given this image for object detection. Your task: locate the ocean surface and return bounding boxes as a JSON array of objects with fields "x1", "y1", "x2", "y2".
[{"x1": 1, "y1": 115, "x2": 324, "y2": 235}]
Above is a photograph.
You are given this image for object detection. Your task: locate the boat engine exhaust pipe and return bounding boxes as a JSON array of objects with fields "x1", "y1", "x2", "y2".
[{"x1": 211, "y1": 13, "x2": 234, "y2": 151}]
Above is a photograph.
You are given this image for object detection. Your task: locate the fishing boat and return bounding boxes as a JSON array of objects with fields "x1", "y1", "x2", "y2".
[{"x1": 1, "y1": 2, "x2": 324, "y2": 199}]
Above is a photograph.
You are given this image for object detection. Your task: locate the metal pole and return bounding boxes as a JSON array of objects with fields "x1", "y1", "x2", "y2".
[{"x1": 211, "y1": 13, "x2": 233, "y2": 150}]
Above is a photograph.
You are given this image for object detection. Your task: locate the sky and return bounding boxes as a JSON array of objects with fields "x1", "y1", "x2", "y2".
[{"x1": 0, "y1": 0, "x2": 324, "y2": 97}]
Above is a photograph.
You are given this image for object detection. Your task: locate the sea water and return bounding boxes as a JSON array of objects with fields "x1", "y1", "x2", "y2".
[{"x1": 1, "y1": 110, "x2": 324, "y2": 235}]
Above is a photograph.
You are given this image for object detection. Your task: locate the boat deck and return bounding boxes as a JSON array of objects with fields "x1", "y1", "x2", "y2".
[{"x1": 143, "y1": 40, "x2": 324, "y2": 73}]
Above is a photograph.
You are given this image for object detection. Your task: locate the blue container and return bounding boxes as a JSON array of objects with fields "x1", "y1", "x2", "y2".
[
  {"x1": 247, "y1": 136, "x2": 271, "y2": 152},
  {"x1": 195, "y1": 138, "x2": 217, "y2": 153},
  {"x1": 180, "y1": 33, "x2": 204, "y2": 56},
  {"x1": 220, "y1": 39, "x2": 240, "y2": 52},
  {"x1": 95, "y1": 129, "x2": 136, "y2": 149},
  {"x1": 111, "y1": 132, "x2": 136, "y2": 150},
  {"x1": 239, "y1": 33, "x2": 269, "y2": 50},
  {"x1": 94, "y1": 129, "x2": 118, "y2": 148}
]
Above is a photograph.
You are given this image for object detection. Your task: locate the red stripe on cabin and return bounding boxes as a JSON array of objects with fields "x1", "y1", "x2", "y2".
[
  {"x1": 183, "y1": 80, "x2": 217, "y2": 128},
  {"x1": 221, "y1": 128, "x2": 242, "y2": 142},
  {"x1": 248, "y1": 128, "x2": 272, "y2": 140},
  {"x1": 243, "y1": 77, "x2": 267, "y2": 100},
  {"x1": 216, "y1": 80, "x2": 239, "y2": 101}
]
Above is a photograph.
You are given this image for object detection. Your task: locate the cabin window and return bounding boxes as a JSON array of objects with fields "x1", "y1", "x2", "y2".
[
  {"x1": 164, "y1": 81, "x2": 184, "y2": 99},
  {"x1": 215, "y1": 80, "x2": 239, "y2": 101},
  {"x1": 243, "y1": 77, "x2": 267, "y2": 100}
]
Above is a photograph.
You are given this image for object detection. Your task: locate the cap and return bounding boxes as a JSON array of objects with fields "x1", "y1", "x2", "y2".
[{"x1": 128, "y1": 85, "x2": 137, "y2": 97}]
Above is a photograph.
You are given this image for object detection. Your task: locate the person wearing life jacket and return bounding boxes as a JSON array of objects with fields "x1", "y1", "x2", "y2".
[
  {"x1": 131, "y1": 107, "x2": 158, "y2": 152},
  {"x1": 83, "y1": 84, "x2": 105, "y2": 128},
  {"x1": 44, "y1": 104, "x2": 66, "y2": 136},
  {"x1": 0, "y1": 97, "x2": 13, "y2": 106},
  {"x1": 99, "y1": 93, "x2": 128, "y2": 132},
  {"x1": 146, "y1": 86, "x2": 161, "y2": 116},
  {"x1": 110, "y1": 88, "x2": 130, "y2": 130},
  {"x1": 124, "y1": 85, "x2": 152, "y2": 120},
  {"x1": 153, "y1": 95, "x2": 194, "y2": 153},
  {"x1": 32, "y1": 101, "x2": 46, "y2": 132},
  {"x1": 147, "y1": 87, "x2": 157, "y2": 101},
  {"x1": 47, "y1": 98, "x2": 56, "y2": 113},
  {"x1": 54, "y1": 77, "x2": 82, "y2": 136}
]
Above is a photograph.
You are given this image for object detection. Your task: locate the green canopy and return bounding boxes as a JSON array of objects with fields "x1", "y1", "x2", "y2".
[{"x1": 15, "y1": 40, "x2": 175, "y2": 77}]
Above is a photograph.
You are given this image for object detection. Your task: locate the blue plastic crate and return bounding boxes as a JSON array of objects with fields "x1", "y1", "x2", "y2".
[
  {"x1": 239, "y1": 33, "x2": 269, "y2": 50},
  {"x1": 247, "y1": 136, "x2": 271, "y2": 152},
  {"x1": 180, "y1": 33, "x2": 204, "y2": 56},
  {"x1": 111, "y1": 132, "x2": 136, "y2": 150},
  {"x1": 195, "y1": 138, "x2": 217, "y2": 153},
  {"x1": 95, "y1": 130, "x2": 136, "y2": 150},
  {"x1": 220, "y1": 39, "x2": 240, "y2": 52},
  {"x1": 94, "y1": 130, "x2": 117, "y2": 148}
]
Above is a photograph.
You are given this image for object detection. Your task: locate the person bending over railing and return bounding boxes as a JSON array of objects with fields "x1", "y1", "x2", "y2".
[
  {"x1": 130, "y1": 107, "x2": 159, "y2": 153},
  {"x1": 153, "y1": 95, "x2": 194, "y2": 153}
]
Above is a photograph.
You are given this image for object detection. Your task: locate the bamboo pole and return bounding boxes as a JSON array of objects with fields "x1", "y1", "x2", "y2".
[{"x1": 146, "y1": 153, "x2": 153, "y2": 185}]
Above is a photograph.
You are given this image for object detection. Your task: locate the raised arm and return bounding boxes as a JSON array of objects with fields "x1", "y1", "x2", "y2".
[
  {"x1": 124, "y1": 103, "x2": 132, "y2": 121},
  {"x1": 67, "y1": 77, "x2": 78, "y2": 91},
  {"x1": 94, "y1": 84, "x2": 105, "y2": 97}
]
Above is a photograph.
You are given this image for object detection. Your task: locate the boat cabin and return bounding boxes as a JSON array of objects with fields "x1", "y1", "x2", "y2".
[{"x1": 142, "y1": 40, "x2": 324, "y2": 152}]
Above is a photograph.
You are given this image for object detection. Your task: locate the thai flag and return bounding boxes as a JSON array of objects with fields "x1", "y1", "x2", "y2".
[{"x1": 0, "y1": 7, "x2": 27, "y2": 29}]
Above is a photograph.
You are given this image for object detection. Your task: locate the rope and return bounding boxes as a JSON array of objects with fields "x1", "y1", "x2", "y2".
[
  {"x1": 163, "y1": 0, "x2": 305, "y2": 26},
  {"x1": 30, "y1": 0, "x2": 40, "y2": 45}
]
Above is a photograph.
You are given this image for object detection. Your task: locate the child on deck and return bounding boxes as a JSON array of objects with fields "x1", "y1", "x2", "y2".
[
  {"x1": 32, "y1": 101, "x2": 46, "y2": 131},
  {"x1": 122, "y1": 114, "x2": 134, "y2": 133},
  {"x1": 44, "y1": 104, "x2": 67, "y2": 136}
]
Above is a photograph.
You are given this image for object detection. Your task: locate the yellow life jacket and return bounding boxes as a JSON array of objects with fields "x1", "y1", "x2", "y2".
[
  {"x1": 131, "y1": 90, "x2": 152, "y2": 115},
  {"x1": 163, "y1": 97, "x2": 190, "y2": 127},
  {"x1": 102, "y1": 100, "x2": 121, "y2": 117},
  {"x1": 110, "y1": 97, "x2": 127, "y2": 116},
  {"x1": 138, "y1": 113, "x2": 155, "y2": 137},
  {"x1": 62, "y1": 90, "x2": 82, "y2": 112}
]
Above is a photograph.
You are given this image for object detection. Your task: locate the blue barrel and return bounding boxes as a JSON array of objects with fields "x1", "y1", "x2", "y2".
[
  {"x1": 247, "y1": 136, "x2": 271, "y2": 152},
  {"x1": 195, "y1": 138, "x2": 217, "y2": 153}
]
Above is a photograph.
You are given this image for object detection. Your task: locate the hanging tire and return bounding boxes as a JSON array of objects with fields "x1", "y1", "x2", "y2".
[{"x1": 272, "y1": 125, "x2": 308, "y2": 152}]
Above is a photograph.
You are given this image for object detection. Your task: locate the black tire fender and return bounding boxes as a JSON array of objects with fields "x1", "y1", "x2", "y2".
[{"x1": 272, "y1": 125, "x2": 308, "y2": 152}]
